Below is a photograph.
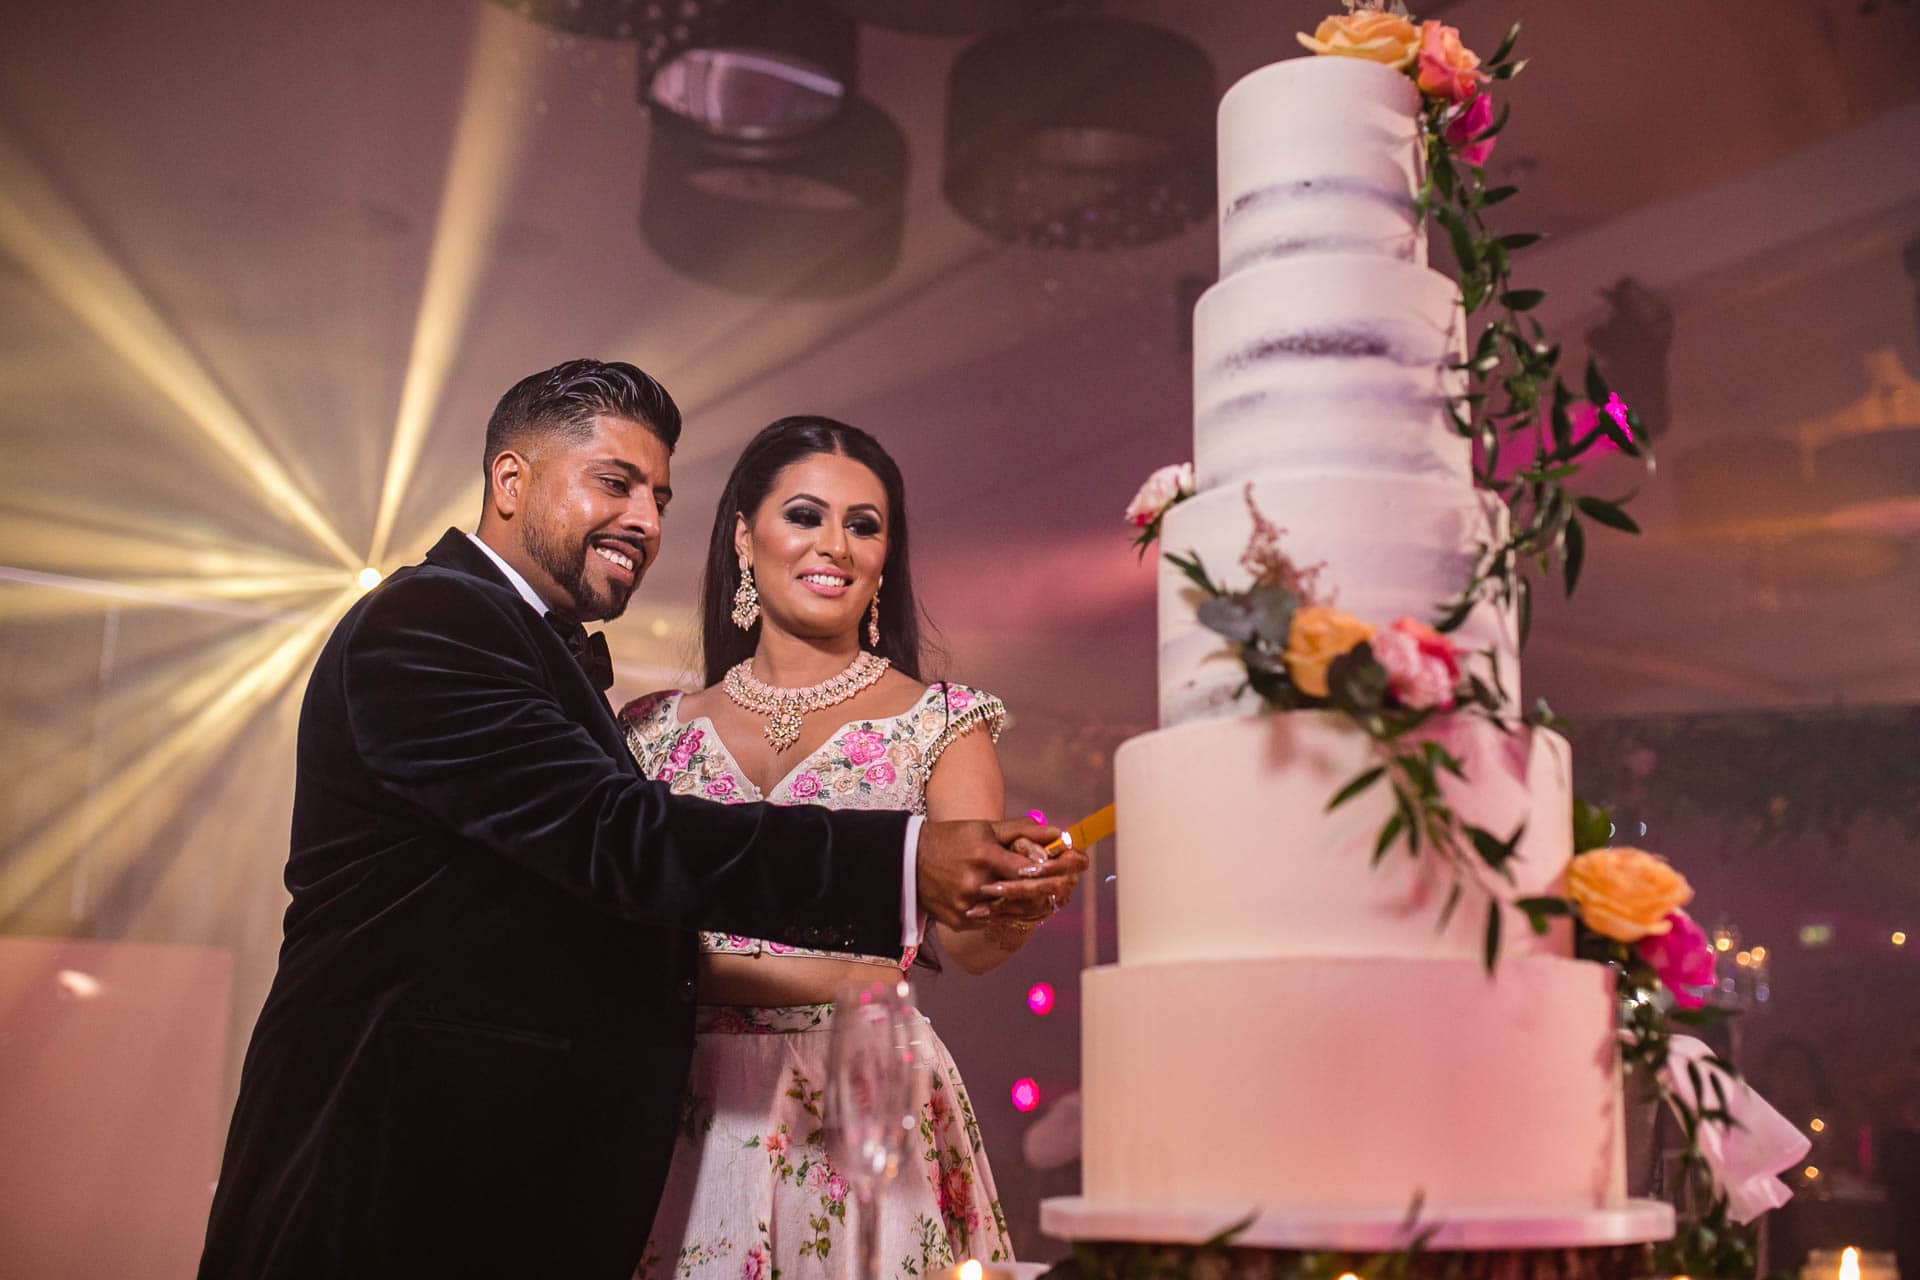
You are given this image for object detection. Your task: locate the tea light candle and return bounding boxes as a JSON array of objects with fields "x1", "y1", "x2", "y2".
[{"x1": 1802, "y1": 1247, "x2": 1901, "y2": 1280}]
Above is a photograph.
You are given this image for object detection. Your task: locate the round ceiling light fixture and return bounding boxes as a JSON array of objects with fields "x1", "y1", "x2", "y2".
[
  {"x1": 640, "y1": 94, "x2": 908, "y2": 296},
  {"x1": 943, "y1": 16, "x2": 1214, "y2": 250},
  {"x1": 637, "y1": 0, "x2": 858, "y2": 145}
]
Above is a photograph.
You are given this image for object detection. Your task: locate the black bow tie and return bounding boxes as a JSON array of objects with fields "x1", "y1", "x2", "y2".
[{"x1": 545, "y1": 613, "x2": 614, "y2": 692}]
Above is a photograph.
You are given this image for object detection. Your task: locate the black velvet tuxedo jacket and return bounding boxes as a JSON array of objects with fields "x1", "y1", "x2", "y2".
[{"x1": 198, "y1": 530, "x2": 908, "y2": 1280}]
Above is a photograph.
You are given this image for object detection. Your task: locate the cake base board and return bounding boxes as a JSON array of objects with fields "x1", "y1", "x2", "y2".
[{"x1": 1040, "y1": 1197, "x2": 1674, "y2": 1251}]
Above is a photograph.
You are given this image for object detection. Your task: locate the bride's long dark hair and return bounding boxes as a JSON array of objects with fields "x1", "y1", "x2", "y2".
[{"x1": 700, "y1": 416, "x2": 934, "y2": 687}]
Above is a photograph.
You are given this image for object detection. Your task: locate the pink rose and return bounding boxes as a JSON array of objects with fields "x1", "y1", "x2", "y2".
[
  {"x1": 1443, "y1": 91, "x2": 1497, "y2": 167},
  {"x1": 704, "y1": 776, "x2": 737, "y2": 800},
  {"x1": 825, "y1": 1172, "x2": 849, "y2": 1204},
  {"x1": 670, "y1": 728, "x2": 704, "y2": 768},
  {"x1": 766, "y1": 1130, "x2": 789, "y2": 1155},
  {"x1": 1415, "y1": 21, "x2": 1487, "y2": 105},
  {"x1": 742, "y1": 1245, "x2": 768, "y2": 1280},
  {"x1": 943, "y1": 685, "x2": 974, "y2": 711},
  {"x1": 788, "y1": 772, "x2": 822, "y2": 800},
  {"x1": 839, "y1": 729, "x2": 887, "y2": 766},
  {"x1": 1124, "y1": 462, "x2": 1195, "y2": 527},
  {"x1": 1637, "y1": 909, "x2": 1717, "y2": 1010},
  {"x1": 765, "y1": 941, "x2": 795, "y2": 955},
  {"x1": 938, "y1": 1166, "x2": 976, "y2": 1229},
  {"x1": 864, "y1": 761, "x2": 898, "y2": 787},
  {"x1": 1372, "y1": 616, "x2": 1462, "y2": 710}
]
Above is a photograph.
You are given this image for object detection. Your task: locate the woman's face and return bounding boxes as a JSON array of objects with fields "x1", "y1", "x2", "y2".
[{"x1": 736, "y1": 451, "x2": 890, "y2": 644}]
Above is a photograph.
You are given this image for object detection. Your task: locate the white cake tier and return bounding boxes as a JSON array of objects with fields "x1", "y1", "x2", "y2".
[
  {"x1": 1157, "y1": 474, "x2": 1515, "y2": 727},
  {"x1": 1077, "y1": 956, "x2": 1628, "y2": 1222},
  {"x1": 1115, "y1": 713, "x2": 1570, "y2": 965},
  {"x1": 1193, "y1": 254, "x2": 1467, "y2": 491},
  {"x1": 1219, "y1": 57, "x2": 1425, "y2": 277}
]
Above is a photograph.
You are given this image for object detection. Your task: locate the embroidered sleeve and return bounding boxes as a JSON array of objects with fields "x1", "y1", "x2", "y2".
[
  {"x1": 920, "y1": 682, "x2": 1009, "y2": 780},
  {"x1": 617, "y1": 690, "x2": 681, "y2": 777}
]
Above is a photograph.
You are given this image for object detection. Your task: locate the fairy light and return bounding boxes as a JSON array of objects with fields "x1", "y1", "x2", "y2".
[
  {"x1": 1026, "y1": 982, "x2": 1055, "y2": 1016},
  {"x1": 1805, "y1": 1165, "x2": 1821, "y2": 1181},
  {"x1": 1811, "y1": 1118, "x2": 1827, "y2": 1133},
  {"x1": 1011, "y1": 1078, "x2": 1040, "y2": 1112},
  {"x1": 1894, "y1": 931, "x2": 1908, "y2": 948}
]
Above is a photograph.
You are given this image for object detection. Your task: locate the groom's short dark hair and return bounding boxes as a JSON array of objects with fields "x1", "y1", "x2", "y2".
[{"x1": 483, "y1": 358, "x2": 682, "y2": 473}]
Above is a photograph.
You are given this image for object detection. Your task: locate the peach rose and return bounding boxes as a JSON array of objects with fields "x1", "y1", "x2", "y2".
[
  {"x1": 1565, "y1": 847, "x2": 1694, "y2": 942},
  {"x1": 1297, "y1": 11, "x2": 1421, "y2": 70},
  {"x1": 1415, "y1": 21, "x2": 1487, "y2": 105},
  {"x1": 1283, "y1": 605, "x2": 1376, "y2": 698}
]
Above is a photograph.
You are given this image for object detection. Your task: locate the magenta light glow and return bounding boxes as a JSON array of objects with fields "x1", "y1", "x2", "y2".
[
  {"x1": 1011, "y1": 1078, "x2": 1041, "y2": 1112},
  {"x1": 1026, "y1": 982, "x2": 1055, "y2": 1016}
]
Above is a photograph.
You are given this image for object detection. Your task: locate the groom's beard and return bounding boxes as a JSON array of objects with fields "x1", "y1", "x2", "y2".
[{"x1": 524, "y1": 518, "x2": 635, "y2": 622}]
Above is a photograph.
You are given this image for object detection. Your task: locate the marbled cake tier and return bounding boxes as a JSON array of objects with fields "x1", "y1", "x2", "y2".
[
  {"x1": 1193, "y1": 253, "x2": 1467, "y2": 491},
  {"x1": 1219, "y1": 56, "x2": 1426, "y2": 276}
]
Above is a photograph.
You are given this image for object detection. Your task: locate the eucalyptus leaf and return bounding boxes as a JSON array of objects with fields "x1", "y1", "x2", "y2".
[
  {"x1": 1516, "y1": 572, "x2": 1532, "y2": 647},
  {"x1": 1487, "y1": 20, "x2": 1522, "y2": 67},
  {"x1": 1575, "y1": 495, "x2": 1641, "y2": 534},
  {"x1": 1482, "y1": 184, "x2": 1519, "y2": 206},
  {"x1": 1496, "y1": 231, "x2": 1542, "y2": 251},
  {"x1": 1328, "y1": 766, "x2": 1386, "y2": 811},
  {"x1": 1563, "y1": 514, "x2": 1586, "y2": 596},
  {"x1": 1195, "y1": 596, "x2": 1258, "y2": 644},
  {"x1": 1435, "y1": 206, "x2": 1478, "y2": 272},
  {"x1": 1328, "y1": 644, "x2": 1389, "y2": 715},
  {"x1": 1501, "y1": 288, "x2": 1546, "y2": 311},
  {"x1": 1373, "y1": 811, "x2": 1407, "y2": 865},
  {"x1": 1491, "y1": 57, "x2": 1528, "y2": 80},
  {"x1": 1584, "y1": 357, "x2": 1611, "y2": 409},
  {"x1": 1572, "y1": 795, "x2": 1612, "y2": 853},
  {"x1": 1244, "y1": 584, "x2": 1299, "y2": 647}
]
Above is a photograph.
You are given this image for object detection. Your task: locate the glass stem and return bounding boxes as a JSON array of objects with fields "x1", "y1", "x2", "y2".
[{"x1": 857, "y1": 1186, "x2": 881, "y2": 1280}]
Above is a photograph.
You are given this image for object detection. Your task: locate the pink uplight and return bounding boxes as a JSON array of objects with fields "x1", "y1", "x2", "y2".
[
  {"x1": 1011, "y1": 1078, "x2": 1041, "y2": 1112},
  {"x1": 1026, "y1": 982, "x2": 1055, "y2": 1016}
]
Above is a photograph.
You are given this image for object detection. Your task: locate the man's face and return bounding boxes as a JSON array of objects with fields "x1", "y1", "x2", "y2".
[{"x1": 511, "y1": 414, "x2": 673, "y2": 622}]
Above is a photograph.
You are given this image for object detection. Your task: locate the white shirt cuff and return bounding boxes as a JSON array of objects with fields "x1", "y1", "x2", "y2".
[{"x1": 901, "y1": 814, "x2": 926, "y2": 949}]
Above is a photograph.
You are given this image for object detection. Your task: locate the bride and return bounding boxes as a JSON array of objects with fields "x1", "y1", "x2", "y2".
[{"x1": 619, "y1": 415, "x2": 1069, "y2": 1278}]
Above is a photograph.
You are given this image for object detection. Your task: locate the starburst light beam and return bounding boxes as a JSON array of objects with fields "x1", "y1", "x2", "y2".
[
  {"x1": 366, "y1": 7, "x2": 546, "y2": 566},
  {"x1": 0, "y1": 588, "x2": 353, "y2": 923},
  {"x1": 0, "y1": 127, "x2": 361, "y2": 571}
]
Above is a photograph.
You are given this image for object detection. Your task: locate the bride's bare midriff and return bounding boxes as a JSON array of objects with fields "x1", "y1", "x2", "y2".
[{"x1": 697, "y1": 951, "x2": 901, "y2": 1008}]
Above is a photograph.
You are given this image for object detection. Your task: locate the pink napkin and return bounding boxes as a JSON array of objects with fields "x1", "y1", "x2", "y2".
[{"x1": 1662, "y1": 1034, "x2": 1811, "y2": 1223}]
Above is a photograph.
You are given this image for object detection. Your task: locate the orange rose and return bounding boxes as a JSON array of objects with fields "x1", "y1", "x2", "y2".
[
  {"x1": 1415, "y1": 21, "x2": 1488, "y2": 104},
  {"x1": 1565, "y1": 847, "x2": 1694, "y2": 943},
  {"x1": 1296, "y1": 11, "x2": 1421, "y2": 71},
  {"x1": 1283, "y1": 606, "x2": 1375, "y2": 698}
]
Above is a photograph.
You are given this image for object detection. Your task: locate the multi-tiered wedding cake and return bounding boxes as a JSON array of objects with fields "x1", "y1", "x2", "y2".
[{"x1": 1041, "y1": 47, "x2": 1674, "y2": 1253}]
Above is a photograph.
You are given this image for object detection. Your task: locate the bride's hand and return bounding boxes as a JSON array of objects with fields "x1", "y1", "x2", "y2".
[{"x1": 915, "y1": 817, "x2": 1084, "y2": 931}]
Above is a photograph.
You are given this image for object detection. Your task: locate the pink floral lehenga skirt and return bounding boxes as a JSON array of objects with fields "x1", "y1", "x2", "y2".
[{"x1": 634, "y1": 1003, "x2": 1014, "y2": 1280}]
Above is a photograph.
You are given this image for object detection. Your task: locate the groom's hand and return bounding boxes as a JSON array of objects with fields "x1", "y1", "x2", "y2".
[{"x1": 916, "y1": 818, "x2": 1086, "y2": 931}]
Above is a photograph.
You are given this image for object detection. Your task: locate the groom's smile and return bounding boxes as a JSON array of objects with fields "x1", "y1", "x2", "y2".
[{"x1": 505, "y1": 412, "x2": 674, "y2": 624}]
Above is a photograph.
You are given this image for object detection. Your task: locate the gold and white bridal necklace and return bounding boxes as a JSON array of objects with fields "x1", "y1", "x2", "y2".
[{"x1": 722, "y1": 651, "x2": 890, "y2": 751}]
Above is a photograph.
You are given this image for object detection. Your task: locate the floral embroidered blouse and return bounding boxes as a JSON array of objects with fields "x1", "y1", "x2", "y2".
[{"x1": 618, "y1": 681, "x2": 1008, "y2": 970}]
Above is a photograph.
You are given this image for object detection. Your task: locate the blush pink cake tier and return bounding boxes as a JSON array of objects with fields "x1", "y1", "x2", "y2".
[{"x1": 1041, "y1": 53, "x2": 1673, "y2": 1254}]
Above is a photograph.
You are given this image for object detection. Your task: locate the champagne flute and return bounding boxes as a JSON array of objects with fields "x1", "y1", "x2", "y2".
[{"x1": 827, "y1": 978, "x2": 933, "y2": 1280}]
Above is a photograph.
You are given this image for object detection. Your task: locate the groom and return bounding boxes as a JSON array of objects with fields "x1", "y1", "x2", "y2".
[{"x1": 197, "y1": 359, "x2": 1076, "y2": 1279}]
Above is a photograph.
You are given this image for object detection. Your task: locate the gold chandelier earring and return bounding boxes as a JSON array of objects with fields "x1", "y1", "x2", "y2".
[
  {"x1": 731, "y1": 555, "x2": 760, "y2": 630},
  {"x1": 867, "y1": 577, "x2": 882, "y2": 648}
]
